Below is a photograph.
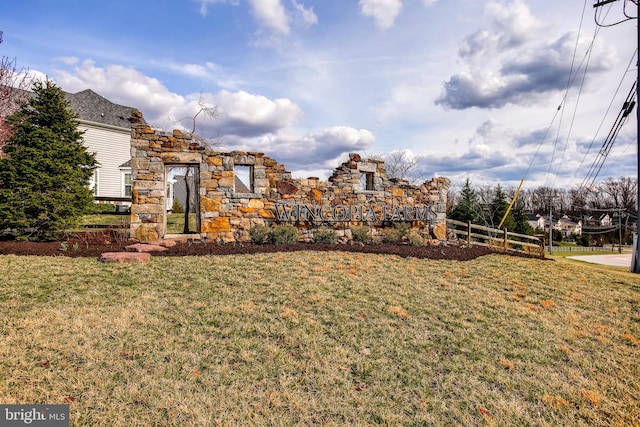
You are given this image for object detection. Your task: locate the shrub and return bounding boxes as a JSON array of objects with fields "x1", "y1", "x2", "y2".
[
  {"x1": 381, "y1": 223, "x2": 411, "y2": 243},
  {"x1": 249, "y1": 225, "x2": 270, "y2": 244},
  {"x1": 313, "y1": 227, "x2": 338, "y2": 244},
  {"x1": 269, "y1": 225, "x2": 299, "y2": 244},
  {"x1": 171, "y1": 199, "x2": 185, "y2": 214},
  {"x1": 408, "y1": 231, "x2": 426, "y2": 247},
  {"x1": 351, "y1": 226, "x2": 371, "y2": 243},
  {"x1": 381, "y1": 228, "x2": 400, "y2": 243}
]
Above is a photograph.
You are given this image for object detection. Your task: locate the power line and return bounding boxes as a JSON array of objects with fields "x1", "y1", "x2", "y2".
[
  {"x1": 579, "y1": 81, "x2": 637, "y2": 190},
  {"x1": 552, "y1": 11, "x2": 594, "y2": 189},
  {"x1": 572, "y1": 50, "x2": 637, "y2": 182},
  {"x1": 542, "y1": 1, "x2": 605, "y2": 188},
  {"x1": 595, "y1": 0, "x2": 635, "y2": 25}
]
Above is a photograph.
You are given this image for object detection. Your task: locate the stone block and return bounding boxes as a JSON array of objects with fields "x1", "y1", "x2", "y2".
[
  {"x1": 131, "y1": 139, "x2": 150, "y2": 148},
  {"x1": 432, "y1": 223, "x2": 447, "y2": 240},
  {"x1": 201, "y1": 196, "x2": 222, "y2": 212},
  {"x1": 134, "y1": 224, "x2": 160, "y2": 242},
  {"x1": 308, "y1": 189, "x2": 322, "y2": 201},
  {"x1": 247, "y1": 199, "x2": 264, "y2": 209},
  {"x1": 239, "y1": 207, "x2": 258, "y2": 214},
  {"x1": 160, "y1": 152, "x2": 202, "y2": 163},
  {"x1": 131, "y1": 158, "x2": 151, "y2": 170},
  {"x1": 133, "y1": 181, "x2": 163, "y2": 191},
  {"x1": 357, "y1": 162, "x2": 377, "y2": 173},
  {"x1": 254, "y1": 167, "x2": 267, "y2": 179},
  {"x1": 125, "y1": 243, "x2": 167, "y2": 253},
  {"x1": 207, "y1": 156, "x2": 223, "y2": 166},
  {"x1": 131, "y1": 204, "x2": 164, "y2": 215},
  {"x1": 259, "y1": 209, "x2": 275, "y2": 219},
  {"x1": 99, "y1": 252, "x2": 151, "y2": 263},
  {"x1": 218, "y1": 177, "x2": 235, "y2": 187},
  {"x1": 202, "y1": 217, "x2": 231, "y2": 233},
  {"x1": 200, "y1": 179, "x2": 219, "y2": 189},
  {"x1": 223, "y1": 156, "x2": 234, "y2": 171}
]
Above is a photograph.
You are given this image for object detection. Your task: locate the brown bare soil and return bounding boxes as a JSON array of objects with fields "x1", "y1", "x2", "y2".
[{"x1": 0, "y1": 230, "x2": 543, "y2": 261}]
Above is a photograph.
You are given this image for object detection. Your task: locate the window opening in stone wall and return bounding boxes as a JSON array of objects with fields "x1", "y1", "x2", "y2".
[
  {"x1": 235, "y1": 165, "x2": 254, "y2": 193},
  {"x1": 166, "y1": 165, "x2": 199, "y2": 234},
  {"x1": 359, "y1": 172, "x2": 374, "y2": 191}
]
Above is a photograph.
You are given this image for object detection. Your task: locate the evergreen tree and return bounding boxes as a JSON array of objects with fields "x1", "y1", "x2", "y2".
[
  {"x1": 449, "y1": 178, "x2": 481, "y2": 224},
  {"x1": 0, "y1": 79, "x2": 96, "y2": 239},
  {"x1": 512, "y1": 196, "x2": 534, "y2": 235},
  {"x1": 490, "y1": 184, "x2": 516, "y2": 231}
]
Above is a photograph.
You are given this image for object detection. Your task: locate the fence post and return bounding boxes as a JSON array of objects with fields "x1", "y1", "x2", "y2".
[
  {"x1": 467, "y1": 221, "x2": 471, "y2": 246},
  {"x1": 503, "y1": 228, "x2": 508, "y2": 252}
]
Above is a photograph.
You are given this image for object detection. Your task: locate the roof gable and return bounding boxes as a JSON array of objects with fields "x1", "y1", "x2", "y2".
[{"x1": 64, "y1": 89, "x2": 137, "y2": 129}]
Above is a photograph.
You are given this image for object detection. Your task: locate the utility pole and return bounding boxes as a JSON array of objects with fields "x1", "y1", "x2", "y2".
[
  {"x1": 635, "y1": 0, "x2": 640, "y2": 272},
  {"x1": 618, "y1": 206, "x2": 623, "y2": 253},
  {"x1": 548, "y1": 192, "x2": 557, "y2": 254},
  {"x1": 594, "y1": 0, "x2": 639, "y2": 272},
  {"x1": 548, "y1": 196, "x2": 553, "y2": 254}
]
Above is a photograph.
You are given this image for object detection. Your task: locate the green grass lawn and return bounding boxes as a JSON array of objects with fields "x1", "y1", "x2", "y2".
[
  {"x1": 0, "y1": 252, "x2": 638, "y2": 426},
  {"x1": 165, "y1": 213, "x2": 197, "y2": 234},
  {"x1": 79, "y1": 214, "x2": 130, "y2": 227}
]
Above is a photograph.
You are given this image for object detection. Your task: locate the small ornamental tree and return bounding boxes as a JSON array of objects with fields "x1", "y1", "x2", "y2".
[{"x1": 0, "y1": 79, "x2": 97, "y2": 239}]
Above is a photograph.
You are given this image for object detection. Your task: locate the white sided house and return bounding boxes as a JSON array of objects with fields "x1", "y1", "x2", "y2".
[{"x1": 65, "y1": 89, "x2": 137, "y2": 205}]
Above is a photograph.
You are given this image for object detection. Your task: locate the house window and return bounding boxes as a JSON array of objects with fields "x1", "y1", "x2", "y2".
[
  {"x1": 123, "y1": 172, "x2": 132, "y2": 197},
  {"x1": 235, "y1": 165, "x2": 254, "y2": 193},
  {"x1": 359, "y1": 172, "x2": 374, "y2": 191}
]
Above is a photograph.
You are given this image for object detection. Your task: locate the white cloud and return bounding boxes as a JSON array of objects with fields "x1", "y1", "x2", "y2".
[
  {"x1": 248, "y1": 0, "x2": 290, "y2": 35},
  {"x1": 227, "y1": 126, "x2": 375, "y2": 171},
  {"x1": 164, "y1": 61, "x2": 244, "y2": 90},
  {"x1": 197, "y1": 0, "x2": 237, "y2": 17},
  {"x1": 211, "y1": 89, "x2": 303, "y2": 137},
  {"x1": 359, "y1": 0, "x2": 403, "y2": 30},
  {"x1": 458, "y1": 0, "x2": 543, "y2": 61},
  {"x1": 52, "y1": 56, "x2": 79, "y2": 66},
  {"x1": 291, "y1": 0, "x2": 318, "y2": 29},
  {"x1": 197, "y1": 0, "x2": 316, "y2": 43}
]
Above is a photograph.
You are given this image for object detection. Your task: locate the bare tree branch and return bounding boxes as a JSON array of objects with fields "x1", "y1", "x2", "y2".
[
  {"x1": 0, "y1": 31, "x2": 33, "y2": 152},
  {"x1": 366, "y1": 150, "x2": 425, "y2": 184},
  {"x1": 167, "y1": 92, "x2": 221, "y2": 148}
]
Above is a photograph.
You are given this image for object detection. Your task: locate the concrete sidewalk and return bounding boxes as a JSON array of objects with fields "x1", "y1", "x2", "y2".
[{"x1": 566, "y1": 253, "x2": 632, "y2": 267}]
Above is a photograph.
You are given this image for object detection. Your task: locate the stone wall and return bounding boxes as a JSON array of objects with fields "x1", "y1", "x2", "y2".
[{"x1": 129, "y1": 111, "x2": 450, "y2": 243}]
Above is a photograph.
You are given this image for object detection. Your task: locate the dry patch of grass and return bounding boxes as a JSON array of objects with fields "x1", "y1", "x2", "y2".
[{"x1": 0, "y1": 252, "x2": 639, "y2": 426}]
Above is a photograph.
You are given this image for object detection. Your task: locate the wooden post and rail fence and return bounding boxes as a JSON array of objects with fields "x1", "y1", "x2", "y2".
[{"x1": 446, "y1": 219, "x2": 545, "y2": 257}]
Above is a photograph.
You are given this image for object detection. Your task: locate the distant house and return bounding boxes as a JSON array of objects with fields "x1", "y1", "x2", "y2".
[
  {"x1": 528, "y1": 213, "x2": 546, "y2": 231},
  {"x1": 555, "y1": 215, "x2": 582, "y2": 237},
  {"x1": 600, "y1": 214, "x2": 612, "y2": 227},
  {"x1": 65, "y1": 89, "x2": 138, "y2": 205}
]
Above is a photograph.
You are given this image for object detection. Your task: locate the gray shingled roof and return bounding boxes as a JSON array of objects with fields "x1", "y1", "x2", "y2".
[
  {"x1": 1, "y1": 86, "x2": 140, "y2": 129},
  {"x1": 64, "y1": 89, "x2": 137, "y2": 129}
]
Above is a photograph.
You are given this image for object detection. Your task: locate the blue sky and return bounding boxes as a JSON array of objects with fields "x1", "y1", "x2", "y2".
[{"x1": 0, "y1": 0, "x2": 637, "y2": 190}]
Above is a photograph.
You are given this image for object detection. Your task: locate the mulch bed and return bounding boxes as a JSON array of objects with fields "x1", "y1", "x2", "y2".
[{"x1": 0, "y1": 230, "x2": 544, "y2": 261}]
